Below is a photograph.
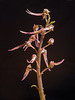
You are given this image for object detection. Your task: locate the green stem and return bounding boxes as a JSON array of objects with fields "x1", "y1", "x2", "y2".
[{"x1": 36, "y1": 35, "x2": 46, "y2": 100}]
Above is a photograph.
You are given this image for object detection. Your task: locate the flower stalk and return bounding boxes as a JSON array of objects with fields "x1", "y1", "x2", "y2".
[{"x1": 36, "y1": 35, "x2": 46, "y2": 100}]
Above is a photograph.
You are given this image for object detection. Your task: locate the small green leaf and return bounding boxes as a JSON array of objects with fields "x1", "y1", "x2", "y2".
[
  {"x1": 47, "y1": 21, "x2": 55, "y2": 27},
  {"x1": 50, "y1": 21, "x2": 55, "y2": 24},
  {"x1": 31, "y1": 85, "x2": 38, "y2": 90}
]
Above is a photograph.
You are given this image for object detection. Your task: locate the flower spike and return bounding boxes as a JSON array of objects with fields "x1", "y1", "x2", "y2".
[
  {"x1": 8, "y1": 8, "x2": 64, "y2": 100},
  {"x1": 21, "y1": 64, "x2": 32, "y2": 81},
  {"x1": 27, "y1": 54, "x2": 37, "y2": 63}
]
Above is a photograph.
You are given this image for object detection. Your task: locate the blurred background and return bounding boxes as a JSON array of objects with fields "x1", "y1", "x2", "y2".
[{"x1": 0, "y1": 0, "x2": 75, "y2": 100}]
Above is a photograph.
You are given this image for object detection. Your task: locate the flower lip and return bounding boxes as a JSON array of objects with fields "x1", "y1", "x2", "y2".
[
  {"x1": 26, "y1": 9, "x2": 43, "y2": 16},
  {"x1": 20, "y1": 28, "x2": 43, "y2": 35}
]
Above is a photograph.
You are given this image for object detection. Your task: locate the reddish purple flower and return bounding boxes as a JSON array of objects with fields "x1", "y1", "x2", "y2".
[
  {"x1": 8, "y1": 35, "x2": 38, "y2": 52},
  {"x1": 49, "y1": 59, "x2": 64, "y2": 69}
]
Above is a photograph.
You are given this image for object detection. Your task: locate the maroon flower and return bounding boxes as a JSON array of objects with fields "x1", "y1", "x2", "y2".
[
  {"x1": 8, "y1": 35, "x2": 38, "y2": 52},
  {"x1": 49, "y1": 59, "x2": 64, "y2": 69}
]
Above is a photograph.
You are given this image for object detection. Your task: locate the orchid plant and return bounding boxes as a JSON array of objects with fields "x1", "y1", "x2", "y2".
[{"x1": 8, "y1": 9, "x2": 64, "y2": 100}]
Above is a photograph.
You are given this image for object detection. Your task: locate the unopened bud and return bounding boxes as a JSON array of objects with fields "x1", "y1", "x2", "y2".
[{"x1": 48, "y1": 38, "x2": 54, "y2": 45}]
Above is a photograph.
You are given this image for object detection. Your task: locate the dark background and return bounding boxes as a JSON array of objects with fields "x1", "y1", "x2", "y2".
[{"x1": 0, "y1": 0, "x2": 75, "y2": 100}]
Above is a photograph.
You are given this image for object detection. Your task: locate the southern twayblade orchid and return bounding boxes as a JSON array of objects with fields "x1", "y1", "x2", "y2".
[
  {"x1": 27, "y1": 54, "x2": 37, "y2": 63},
  {"x1": 21, "y1": 64, "x2": 32, "y2": 81},
  {"x1": 8, "y1": 8, "x2": 64, "y2": 100}
]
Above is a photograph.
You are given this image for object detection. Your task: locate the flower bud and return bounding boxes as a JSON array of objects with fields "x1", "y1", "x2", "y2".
[{"x1": 48, "y1": 38, "x2": 54, "y2": 45}]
